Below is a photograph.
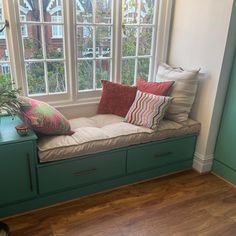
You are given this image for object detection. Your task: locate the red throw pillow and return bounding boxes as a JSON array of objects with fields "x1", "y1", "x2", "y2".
[
  {"x1": 136, "y1": 78, "x2": 174, "y2": 96},
  {"x1": 97, "y1": 80, "x2": 137, "y2": 117}
]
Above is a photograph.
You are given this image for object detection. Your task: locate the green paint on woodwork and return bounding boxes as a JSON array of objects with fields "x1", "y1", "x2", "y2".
[{"x1": 0, "y1": 116, "x2": 198, "y2": 219}]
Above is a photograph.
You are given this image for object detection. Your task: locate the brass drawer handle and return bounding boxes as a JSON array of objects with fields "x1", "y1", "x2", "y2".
[
  {"x1": 154, "y1": 151, "x2": 173, "y2": 159},
  {"x1": 74, "y1": 168, "x2": 97, "y2": 176}
]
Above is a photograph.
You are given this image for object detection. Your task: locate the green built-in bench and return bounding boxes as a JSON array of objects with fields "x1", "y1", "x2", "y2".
[{"x1": 0, "y1": 115, "x2": 200, "y2": 218}]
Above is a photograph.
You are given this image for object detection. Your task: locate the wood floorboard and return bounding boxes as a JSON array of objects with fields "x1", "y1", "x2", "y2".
[{"x1": 2, "y1": 170, "x2": 236, "y2": 236}]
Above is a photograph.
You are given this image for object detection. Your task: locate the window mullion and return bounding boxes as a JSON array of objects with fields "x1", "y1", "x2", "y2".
[
  {"x1": 134, "y1": 0, "x2": 142, "y2": 84},
  {"x1": 93, "y1": 0, "x2": 96, "y2": 90},
  {"x1": 113, "y1": 0, "x2": 122, "y2": 83},
  {"x1": 39, "y1": 0, "x2": 49, "y2": 94},
  {"x1": 65, "y1": 0, "x2": 76, "y2": 102}
]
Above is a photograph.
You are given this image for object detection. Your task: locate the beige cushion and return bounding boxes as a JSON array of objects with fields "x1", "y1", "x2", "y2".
[
  {"x1": 37, "y1": 114, "x2": 200, "y2": 163},
  {"x1": 156, "y1": 63, "x2": 199, "y2": 122}
]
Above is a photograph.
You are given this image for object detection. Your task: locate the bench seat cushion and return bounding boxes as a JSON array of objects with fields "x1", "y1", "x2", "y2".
[{"x1": 37, "y1": 114, "x2": 200, "y2": 163}]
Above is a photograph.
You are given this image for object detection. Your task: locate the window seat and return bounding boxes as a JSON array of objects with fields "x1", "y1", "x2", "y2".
[{"x1": 37, "y1": 114, "x2": 200, "y2": 163}]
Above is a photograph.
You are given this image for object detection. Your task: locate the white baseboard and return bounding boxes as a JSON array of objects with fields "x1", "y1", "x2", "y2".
[{"x1": 193, "y1": 152, "x2": 214, "y2": 173}]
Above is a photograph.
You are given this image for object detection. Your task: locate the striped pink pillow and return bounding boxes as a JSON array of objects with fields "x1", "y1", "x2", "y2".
[{"x1": 125, "y1": 91, "x2": 173, "y2": 129}]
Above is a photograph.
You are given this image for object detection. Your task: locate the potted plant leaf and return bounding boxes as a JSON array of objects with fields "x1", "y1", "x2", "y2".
[{"x1": 0, "y1": 75, "x2": 22, "y2": 118}]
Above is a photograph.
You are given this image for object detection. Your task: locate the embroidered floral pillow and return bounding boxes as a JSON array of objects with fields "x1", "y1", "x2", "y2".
[{"x1": 18, "y1": 96, "x2": 74, "y2": 135}]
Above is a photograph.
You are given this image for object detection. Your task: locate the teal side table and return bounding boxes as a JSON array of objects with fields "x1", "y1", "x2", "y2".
[{"x1": 0, "y1": 116, "x2": 38, "y2": 206}]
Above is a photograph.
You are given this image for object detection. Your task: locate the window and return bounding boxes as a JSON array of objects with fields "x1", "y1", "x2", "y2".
[
  {"x1": 20, "y1": 15, "x2": 28, "y2": 37},
  {"x1": 0, "y1": 4, "x2": 5, "y2": 39},
  {"x1": 0, "y1": 0, "x2": 11, "y2": 83},
  {"x1": 76, "y1": 0, "x2": 112, "y2": 91},
  {"x1": 18, "y1": 0, "x2": 66, "y2": 95},
  {"x1": 52, "y1": 15, "x2": 62, "y2": 38},
  {"x1": 1, "y1": 0, "x2": 171, "y2": 104},
  {"x1": 122, "y1": 0, "x2": 157, "y2": 85}
]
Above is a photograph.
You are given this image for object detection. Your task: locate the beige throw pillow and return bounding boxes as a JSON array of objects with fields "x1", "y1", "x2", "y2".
[{"x1": 156, "y1": 63, "x2": 199, "y2": 123}]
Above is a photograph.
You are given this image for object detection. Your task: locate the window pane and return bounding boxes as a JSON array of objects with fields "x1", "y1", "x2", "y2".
[
  {"x1": 0, "y1": 0, "x2": 12, "y2": 82},
  {"x1": 122, "y1": 27, "x2": 137, "y2": 57},
  {"x1": 0, "y1": 23, "x2": 5, "y2": 39},
  {"x1": 77, "y1": 60, "x2": 93, "y2": 90},
  {"x1": 138, "y1": 27, "x2": 152, "y2": 56},
  {"x1": 23, "y1": 25, "x2": 43, "y2": 59},
  {"x1": 76, "y1": 0, "x2": 93, "y2": 23},
  {"x1": 44, "y1": 25, "x2": 64, "y2": 59},
  {"x1": 77, "y1": 26, "x2": 93, "y2": 58},
  {"x1": 26, "y1": 62, "x2": 46, "y2": 95},
  {"x1": 0, "y1": 63, "x2": 11, "y2": 81},
  {"x1": 122, "y1": 59, "x2": 135, "y2": 85},
  {"x1": 96, "y1": 0, "x2": 112, "y2": 23},
  {"x1": 137, "y1": 58, "x2": 150, "y2": 80},
  {"x1": 140, "y1": 0, "x2": 155, "y2": 24},
  {"x1": 0, "y1": 40, "x2": 8, "y2": 61},
  {"x1": 43, "y1": 0, "x2": 63, "y2": 22},
  {"x1": 21, "y1": 22, "x2": 28, "y2": 37},
  {"x1": 50, "y1": 25, "x2": 63, "y2": 39},
  {"x1": 19, "y1": 0, "x2": 40, "y2": 22},
  {"x1": 96, "y1": 26, "x2": 111, "y2": 58},
  {"x1": 48, "y1": 62, "x2": 66, "y2": 93},
  {"x1": 123, "y1": 0, "x2": 138, "y2": 24},
  {"x1": 96, "y1": 59, "x2": 110, "y2": 89},
  {"x1": 0, "y1": 0, "x2": 4, "y2": 22}
]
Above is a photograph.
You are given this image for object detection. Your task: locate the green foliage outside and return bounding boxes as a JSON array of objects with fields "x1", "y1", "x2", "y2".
[
  {"x1": 0, "y1": 0, "x2": 154, "y2": 95},
  {"x1": 0, "y1": 75, "x2": 22, "y2": 117}
]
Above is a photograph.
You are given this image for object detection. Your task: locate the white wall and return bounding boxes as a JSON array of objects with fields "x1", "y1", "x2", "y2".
[{"x1": 168, "y1": 0, "x2": 235, "y2": 172}]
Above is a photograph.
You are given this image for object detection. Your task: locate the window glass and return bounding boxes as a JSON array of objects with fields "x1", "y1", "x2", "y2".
[
  {"x1": 0, "y1": 0, "x2": 12, "y2": 84},
  {"x1": 0, "y1": 0, "x2": 163, "y2": 102},
  {"x1": 76, "y1": 0, "x2": 113, "y2": 91},
  {"x1": 18, "y1": 0, "x2": 66, "y2": 95},
  {"x1": 121, "y1": 0, "x2": 156, "y2": 84}
]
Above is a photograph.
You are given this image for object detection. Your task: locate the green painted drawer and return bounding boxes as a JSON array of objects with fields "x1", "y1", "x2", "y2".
[
  {"x1": 38, "y1": 150, "x2": 126, "y2": 194},
  {"x1": 127, "y1": 136, "x2": 196, "y2": 174}
]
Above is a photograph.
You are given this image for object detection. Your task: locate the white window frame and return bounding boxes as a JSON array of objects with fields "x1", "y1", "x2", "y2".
[{"x1": 2, "y1": 0, "x2": 172, "y2": 106}]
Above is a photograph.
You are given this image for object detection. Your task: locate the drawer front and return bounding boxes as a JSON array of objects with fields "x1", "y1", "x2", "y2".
[
  {"x1": 127, "y1": 136, "x2": 196, "y2": 174},
  {"x1": 0, "y1": 141, "x2": 37, "y2": 206},
  {"x1": 38, "y1": 150, "x2": 126, "y2": 194}
]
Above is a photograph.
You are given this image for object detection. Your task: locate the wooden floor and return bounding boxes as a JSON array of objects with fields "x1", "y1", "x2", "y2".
[{"x1": 2, "y1": 170, "x2": 236, "y2": 236}]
